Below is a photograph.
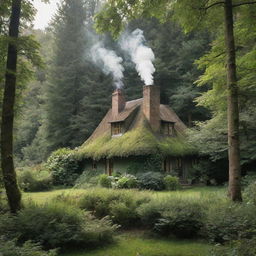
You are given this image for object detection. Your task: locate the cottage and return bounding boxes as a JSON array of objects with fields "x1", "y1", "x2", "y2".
[{"x1": 78, "y1": 85, "x2": 196, "y2": 181}]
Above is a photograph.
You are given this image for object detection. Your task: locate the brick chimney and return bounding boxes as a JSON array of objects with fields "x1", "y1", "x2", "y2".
[
  {"x1": 112, "y1": 89, "x2": 125, "y2": 117},
  {"x1": 143, "y1": 85, "x2": 160, "y2": 132}
]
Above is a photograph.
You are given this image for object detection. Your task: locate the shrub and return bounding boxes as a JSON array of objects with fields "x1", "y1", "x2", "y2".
[
  {"x1": 244, "y1": 181, "x2": 256, "y2": 205},
  {"x1": 46, "y1": 148, "x2": 81, "y2": 186},
  {"x1": 0, "y1": 237, "x2": 57, "y2": 256},
  {"x1": 109, "y1": 201, "x2": 139, "y2": 227},
  {"x1": 98, "y1": 174, "x2": 112, "y2": 188},
  {"x1": 241, "y1": 173, "x2": 256, "y2": 188},
  {"x1": 0, "y1": 202, "x2": 117, "y2": 250},
  {"x1": 74, "y1": 170, "x2": 102, "y2": 188},
  {"x1": 204, "y1": 202, "x2": 256, "y2": 243},
  {"x1": 0, "y1": 191, "x2": 9, "y2": 213},
  {"x1": 17, "y1": 167, "x2": 52, "y2": 192},
  {"x1": 209, "y1": 238, "x2": 256, "y2": 256},
  {"x1": 78, "y1": 188, "x2": 150, "y2": 227},
  {"x1": 137, "y1": 197, "x2": 205, "y2": 238},
  {"x1": 137, "y1": 172, "x2": 165, "y2": 191},
  {"x1": 116, "y1": 174, "x2": 138, "y2": 189},
  {"x1": 163, "y1": 175, "x2": 180, "y2": 190}
]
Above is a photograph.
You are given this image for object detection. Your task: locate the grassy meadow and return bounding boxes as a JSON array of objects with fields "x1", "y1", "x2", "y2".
[
  {"x1": 23, "y1": 186, "x2": 226, "y2": 204},
  {"x1": 22, "y1": 186, "x2": 225, "y2": 256}
]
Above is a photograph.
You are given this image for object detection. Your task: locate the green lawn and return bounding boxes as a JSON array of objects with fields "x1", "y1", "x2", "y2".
[
  {"x1": 61, "y1": 231, "x2": 212, "y2": 256},
  {"x1": 23, "y1": 186, "x2": 226, "y2": 204}
]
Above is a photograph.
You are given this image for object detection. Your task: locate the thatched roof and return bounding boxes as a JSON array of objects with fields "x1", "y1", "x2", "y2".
[{"x1": 78, "y1": 99, "x2": 196, "y2": 159}]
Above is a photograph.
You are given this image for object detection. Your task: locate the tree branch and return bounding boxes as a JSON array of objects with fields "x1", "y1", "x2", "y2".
[
  {"x1": 199, "y1": 1, "x2": 225, "y2": 10},
  {"x1": 232, "y1": 1, "x2": 256, "y2": 7}
]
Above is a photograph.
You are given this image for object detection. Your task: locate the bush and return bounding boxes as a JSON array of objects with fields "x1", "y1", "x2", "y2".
[
  {"x1": 163, "y1": 175, "x2": 180, "y2": 190},
  {"x1": 46, "y1": 148, "x2": 81, "y2": 186},
  {"x1": 74, "y1": 170, "x2": 102, "y2": 188},
  {"x1": 78, "y1": 188, "x2": 150, "y2": 227},
  {"x1": 98, "y1": 174, "x2": 112, "y2": 188},
  {"x1": 17, "y1": 167, "x2": 52, "y2": 192},
  {"x1": 0, "y1": 237, "x2": 57, "y2": 256},
  {"x1": 204, "y1": 201, "x2": 256, "y2": 243},
  {"x1": 116, "y1": 174, "x2": 138, "y2": 189},
  {"x1": 209, "y1": 238, "x2": 256, "y2": 256},
  {"x1": 0, "y1": 202, "x2": 117, "y2": 250},
  {"x1": 241, "y1": 173, "x2": 256, "y2": 188},
  {"x1": 0, "y1": 191, "x2": 9, "y2": 213},
  {"x1": 244, "y1": 181, "x2": 256, "y2": 205},
  {"x1": 137, "y1": 172, "x2": 165, "y2": 191},
  {"x1": 137, "y1": 197, "x2": 205, "y2": 238}
]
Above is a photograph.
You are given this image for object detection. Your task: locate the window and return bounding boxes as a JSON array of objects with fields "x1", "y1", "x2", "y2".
[
  {"x1": 111, "y1": 122, "x2": 122, "y2": 135},
  {"x1": 161, "y1": 122, "x2": 175, "y2": 136}
]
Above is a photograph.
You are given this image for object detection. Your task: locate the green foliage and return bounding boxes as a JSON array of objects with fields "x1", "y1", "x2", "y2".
[
  {"x1": 43, "y1": 0, "x2": 113, "y2": 153},
  {"x1": 209, "y1": 238, "x2": 256, "y2": 256},
  {"x1": 137, "y1": 172, "x2": 165, "y2": 191},
  {"x1": 46, "y1": 148, "x2": 80, "y2": 186},
  {"x1": 74, "y1": 170, "x2": 102, "y2": 188},
  {"x1": 0, "y1": 237, "x2": 57, "y2": 256},
  {"x1": 17, "y1": 166, "x2": 52, "y2": 192},
  {"x1": 241, "y1": 173, "x2": 256, "y2": 188},
  {"x1": 77, "y1": 188, "x2": 150, "y2": 227},
  {"x1": 116, "y1": 174, "x2": 138, "y2": 189},
  {"x1": 98, "y1": 174, "x2": 112, "y2": 188},
  {"x1": 144, "y1": 154, "x2": 163, "y2": 172},
  {"x1": 0, "y1": 201, "x2": 117, "y2": 250},
  {"x1": 126, "y1": 161, "x2": 144, "y2": 174},
  {"x1": 0, "y1": 191, "x2": 9, "y2": 213},
  {"x1": 203, "y1": 202, "x2": 256, "y2": 243},
  {"x1": 244, "y1": 181, "x2": 256, "y2": 206},
  {"x1": 163, "y1": 175, "x2": 180, "y2": 190},
  {"x1": 137, "y1": 197, "x2": 205, "y2": 238}
]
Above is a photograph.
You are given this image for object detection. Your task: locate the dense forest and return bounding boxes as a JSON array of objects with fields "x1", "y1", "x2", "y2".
[
  {"x1": 11, "y1": 0, "x2": 256, "y2": 180},
  {"x1": 13, "y1": 2, "x2": 212, "y2": 165},
  {"x1": 0, "y1": 0, "x2": 256, "y2": 256}
]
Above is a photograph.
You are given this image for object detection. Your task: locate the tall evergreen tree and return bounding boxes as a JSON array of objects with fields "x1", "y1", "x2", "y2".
[{"x1": 45, "y1": 0, "x2": 88, "y2": 151}]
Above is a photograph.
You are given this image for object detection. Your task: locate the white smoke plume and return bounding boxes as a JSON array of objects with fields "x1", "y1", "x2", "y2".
[
  {"x1": 91, "y1": 43, "x2": 124, "y2": 88},
  {"x1": 120, "y1": 29, "x2": 155, "y2": 85}
]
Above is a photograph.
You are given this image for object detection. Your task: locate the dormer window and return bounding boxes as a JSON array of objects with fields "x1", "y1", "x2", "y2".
[
  {"x1": 111, "y1": 122, "x2": 123, "y2": 136},
  {"x1": 161, "y1": 121, "x2": 175, "y2": 136}
]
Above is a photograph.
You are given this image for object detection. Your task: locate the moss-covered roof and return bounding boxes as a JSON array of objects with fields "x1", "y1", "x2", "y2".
[
  {"x1": 77, "y1": 126, "x2": 196, "y2": 160},
  {"x1": 77, "y1": 98, "x2": 196, "y2": 159}
]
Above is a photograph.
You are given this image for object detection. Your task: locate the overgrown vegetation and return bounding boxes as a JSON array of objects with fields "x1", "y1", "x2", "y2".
[
  {"x1": 17, "y1": 166, "x2": 52, "y2": 192},
  {"x1": 0, "y1": 201, "x2": 117, "y2": 250},
  {"x1": 46, "y1": 148, "x2": 82, "y2": 186},
  {"x1": 0, "y1": 237, "x2": 57, "y2": 256},
  {"x1": 77, "y1": 188, "x2": 150, "y2": 227},
  {"x1": 78, "y1": 127, "x2": 196, "y2": 160}
]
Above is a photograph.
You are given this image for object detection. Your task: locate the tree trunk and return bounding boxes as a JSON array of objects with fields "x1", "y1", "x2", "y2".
[
  {"x1": 1, "y1": 0, "x2": 22, "y2": 213},
  {"x1": 224, "y1": 0, "x2": 242, "y2": 201}
]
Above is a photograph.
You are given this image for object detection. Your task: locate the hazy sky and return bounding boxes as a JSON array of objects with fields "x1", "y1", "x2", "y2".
[{"x1": 33, "y1": 0, "x2": 61, "y2": 29}]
